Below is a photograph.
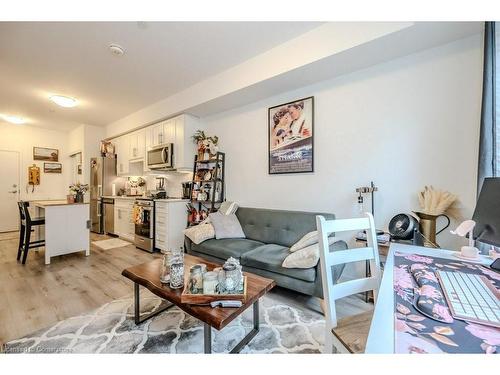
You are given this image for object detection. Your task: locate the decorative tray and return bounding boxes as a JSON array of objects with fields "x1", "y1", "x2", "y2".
[{"x1": 180, "y1": 276, "x2": 247, "y2": 305}]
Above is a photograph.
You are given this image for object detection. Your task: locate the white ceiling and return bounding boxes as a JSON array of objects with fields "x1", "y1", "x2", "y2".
[{"x1": 0, "y1": 22, "x2": 321, "y2": 131}]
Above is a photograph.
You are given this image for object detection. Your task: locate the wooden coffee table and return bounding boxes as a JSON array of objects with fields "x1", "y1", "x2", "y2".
[{"x1": 122, "y1": 254, "x2": 275, "y2": 353}]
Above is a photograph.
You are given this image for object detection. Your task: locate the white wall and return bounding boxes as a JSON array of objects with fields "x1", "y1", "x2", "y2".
[
  {"x1": 0, "y1": 123, "x2": 72, "y2": 200},
  {"x1": 203, "y1": 35, "x2": 483, "y2": 249}
]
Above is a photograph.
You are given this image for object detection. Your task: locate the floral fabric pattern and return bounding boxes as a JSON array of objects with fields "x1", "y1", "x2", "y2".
[{"x1": 394, "y1": 252, "x2": 500, "y2": 354}]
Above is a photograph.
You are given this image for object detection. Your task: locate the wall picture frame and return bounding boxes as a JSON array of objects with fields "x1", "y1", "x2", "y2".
[
  {"x1": 268, "y1": 96, "x2": 314, "y2": 174},
  {"x1": 33, "y1": 146, "x2": 59, "y2": 162},
  {"x1": 44, "y1": 162, "x2": 62, "y2": 174}
]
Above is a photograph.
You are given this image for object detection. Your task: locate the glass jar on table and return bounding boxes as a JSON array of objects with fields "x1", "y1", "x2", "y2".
[{"x1": 169, "y1": 251, "x2": 184, "y2": 289}]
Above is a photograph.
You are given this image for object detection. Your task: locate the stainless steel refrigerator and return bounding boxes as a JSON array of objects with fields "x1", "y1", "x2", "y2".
[{"x1": 90, "y1": 156, "x2": 120, "y2": 234}]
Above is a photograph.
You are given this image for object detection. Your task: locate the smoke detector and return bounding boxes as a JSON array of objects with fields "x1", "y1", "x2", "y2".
[{"x1": 109, "y1": 44, "x2": 125, "y2": 56}]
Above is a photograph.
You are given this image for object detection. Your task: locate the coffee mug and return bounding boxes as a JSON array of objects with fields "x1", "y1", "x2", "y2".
[{"x1": 461, "y1": 246, "x2": 479, "y2": 259}]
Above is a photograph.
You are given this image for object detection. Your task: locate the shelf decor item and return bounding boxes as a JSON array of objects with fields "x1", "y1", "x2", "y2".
[
  {"x1": 188, "y1": 151, "x2": 225, "y2": 226},
  {"x1": 268, "y1": 96, "x2": 314, "y2": 174},
  {"x1": 191, "y1": 130, "x2": 219, "y2": 160}
]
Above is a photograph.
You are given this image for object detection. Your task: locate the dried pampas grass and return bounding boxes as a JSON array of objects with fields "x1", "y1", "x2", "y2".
[{"x1": 418, "y1": 186, "x2": 458, "y2": 216}]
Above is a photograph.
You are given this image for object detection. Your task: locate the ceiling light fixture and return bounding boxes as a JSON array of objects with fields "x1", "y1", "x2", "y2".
[
  {"x1": 50, "y1": 95, "x2": 78, "y2": 108},
  {"x1": 1, "y1": 114, "x2": 26, "y2": 125},
  {"x1": 109, "y1": 43, "x2": 125, "y2": 56}
]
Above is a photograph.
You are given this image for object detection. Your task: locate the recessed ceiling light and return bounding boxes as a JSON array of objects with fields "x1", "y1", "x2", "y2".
[
  {"x1": 50, "y1": 95, "x2": 78, "y2": 108},
  {"x1": 1, "y1": 114, "x2": 26, "y2": 125},
  {"x1": 109, "y1": 43, "x2": 125, "y2": 56}
]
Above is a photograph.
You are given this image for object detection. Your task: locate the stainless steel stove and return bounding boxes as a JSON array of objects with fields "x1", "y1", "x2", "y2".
[{"x1": 134, "y1": 198, "x2": 154, "y2": 252}]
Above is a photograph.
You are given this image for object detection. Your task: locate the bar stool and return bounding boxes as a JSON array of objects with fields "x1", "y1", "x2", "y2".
[{"x1": 17, "y1": 201, "x2": 45, "y2": 264}]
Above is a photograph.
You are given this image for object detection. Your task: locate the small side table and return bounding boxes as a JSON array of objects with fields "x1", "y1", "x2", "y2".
[{"x1": 355, "y1": 237, "x2": 390, "y2": 303}]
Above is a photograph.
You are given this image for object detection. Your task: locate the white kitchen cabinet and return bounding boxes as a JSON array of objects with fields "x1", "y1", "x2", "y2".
[
  {"x1": 128, "y1": 129, "x2": 146, "y2": 161},
  {"x1": 154, "y1": 200, "x2": 187, "y2": 252},
  {"x1": 173, "y1": 114, "x2": 201, "y2": 171},
  {"x1": 114, "y1": 198, "x2": 135, "y2": 242},
  {"x1": 115, "y1": 136, "x2": 130, "y2": 176},
  {"x1": 151, "y1": 121, "x2": 166, "y2": 147}
]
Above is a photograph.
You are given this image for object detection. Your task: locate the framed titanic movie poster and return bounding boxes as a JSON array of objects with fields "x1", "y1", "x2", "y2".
[{"x1": 268, "y1": 96, "x2": 314, "y2": 174}]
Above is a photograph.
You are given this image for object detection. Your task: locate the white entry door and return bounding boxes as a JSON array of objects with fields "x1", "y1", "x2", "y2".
[{"x1": 0, "y1": 150, "x2": 20, "y2": 232}]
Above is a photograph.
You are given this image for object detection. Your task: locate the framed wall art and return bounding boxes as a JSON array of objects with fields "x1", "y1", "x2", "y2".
[
  {"x1": 268, "y1": 96, "x2": 314, "y2": 174},
  {"x1": 33, "y1": 146, "x2": 59, "y2": 162},
  {"x1": 44, "y1": 162, "x2": 62, "y2": 173}
]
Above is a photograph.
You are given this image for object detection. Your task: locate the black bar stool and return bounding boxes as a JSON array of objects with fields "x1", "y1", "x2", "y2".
[{"x1": 17, "y1": 201, "x2": 45, "y2": 264}]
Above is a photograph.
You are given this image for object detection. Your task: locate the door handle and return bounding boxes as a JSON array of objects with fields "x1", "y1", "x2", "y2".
[{"x1": 8, "y1": 190, "x2": 18, "y2": 194}]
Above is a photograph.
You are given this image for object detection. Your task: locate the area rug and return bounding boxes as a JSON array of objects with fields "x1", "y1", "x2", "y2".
[
  {"x1": 92, "y1": 238, "x2": 132, "y2": 250},
  {"x1": 4, "y1": 292, "x2": 325, "y2": 353}
]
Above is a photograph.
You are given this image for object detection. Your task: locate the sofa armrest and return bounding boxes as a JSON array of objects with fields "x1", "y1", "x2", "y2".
[{"x1": 184, "y1": 236, "x2": 194, "y2": 254}]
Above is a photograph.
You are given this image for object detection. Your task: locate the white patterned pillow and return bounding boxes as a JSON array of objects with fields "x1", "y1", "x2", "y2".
[
  {"x1": 183, "y1": 223, "x2": 215, "y2": 244},
  {"x1": 219, "y1": 201, "x2": 238, "y2": 215},
  {"x1": 283, "y1": 237, "x2": 338, "y2": 269},
  {"x1": 290, "y1": 231, "x2": 319, "y2": 252}
]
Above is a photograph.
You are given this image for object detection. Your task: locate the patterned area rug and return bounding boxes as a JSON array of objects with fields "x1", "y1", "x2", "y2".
[
  {"x1": 5, "y1": 292, "x2": 325, "y2": 353},
  {"x1": 91, "y1": 238, "x2": 132, "y2": 250}
]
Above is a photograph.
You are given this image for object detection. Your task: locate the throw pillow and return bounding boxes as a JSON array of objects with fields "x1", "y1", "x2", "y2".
[
  {"x1": 282, "y1": 237, "x2": 338, "y2": 268},
  {"x1": 209, "y1": 212, "x2": 245, "y2": 239},
  {"x1": 290, "y1": 231, "x2": 319, "y2": 252},
  {"x1": 183, "y1": 223, "x2": 215, "y2": 244},
  {"x1": 219, "y1": 201, "x2": 238, "y2": 215}
]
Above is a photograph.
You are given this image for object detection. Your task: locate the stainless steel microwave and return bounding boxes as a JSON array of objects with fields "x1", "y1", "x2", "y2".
[{"x1": 147, "y1": 143, "x2": 174, "y2": 170}]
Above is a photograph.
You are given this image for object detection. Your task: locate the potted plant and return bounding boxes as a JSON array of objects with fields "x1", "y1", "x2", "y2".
[
  {"x1": 192, "y1": 130, "x2": 219, "y2": 160},
  {"x1": 69, "y1": 183, "x2": 89, "y2": 203}
]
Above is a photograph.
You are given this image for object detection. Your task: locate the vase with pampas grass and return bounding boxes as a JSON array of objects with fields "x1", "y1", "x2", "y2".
[{"x1": 414, "y1": 186, "x2": 458, "y2": 247}]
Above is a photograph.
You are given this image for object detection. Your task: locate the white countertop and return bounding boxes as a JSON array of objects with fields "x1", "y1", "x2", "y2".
[
  {"x1": 154, "y1": 198, "x2": 189, "y2": 203},
  {"x1": 102, "y1": 195, "x2": 138, "y2": 200},
  {"x1": 102, "y1": 196, "x2": 188, "y2": 203},
  {"x1": 32, "y1": 200, "x2": 89, "y2": 207}
]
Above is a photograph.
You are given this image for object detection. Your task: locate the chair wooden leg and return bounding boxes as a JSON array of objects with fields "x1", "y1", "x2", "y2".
[
  {"x1": 22, "y1": 225, "x2": 31, "y2": 265},
  {"x1": 17, "y1": 224, "x2": 25, "y2": 261},
  {"x1": 323, "y1": 329, "x2": 334, "y2": 354},
  {"x1": 318, "y1": 297, "x2": 326, "y2": 315}
]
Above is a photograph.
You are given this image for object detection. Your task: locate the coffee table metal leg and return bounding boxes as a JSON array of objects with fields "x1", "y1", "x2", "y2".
[
  {"x1": 204, "y1": 323, "x2": 212, "y2": 354},
  {"x1": 203, "y1": 300, "x2": 260, "y2": 354},
  {"x1": 229, "y1": 300, "x2": 260, "y2": 354},
  {"x1": 134, "y1": 282, "x2": 174, "y2": 325}
]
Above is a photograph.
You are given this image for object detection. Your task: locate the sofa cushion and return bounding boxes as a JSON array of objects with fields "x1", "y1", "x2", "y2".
[
  {"x1": 191, "y1": 238, "x2": 264, "y2": 261},
  {"x1": 236, "y1": 207, "x2": 335, "y2": 247},
  {"x1": 241, "y1": 244, "x2": 316, "y2": 283}
]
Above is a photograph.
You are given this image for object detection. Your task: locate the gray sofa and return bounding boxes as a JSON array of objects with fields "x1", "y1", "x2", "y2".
[{"x1": 184, "y1": 207, "x2": 347, "y2": 298}]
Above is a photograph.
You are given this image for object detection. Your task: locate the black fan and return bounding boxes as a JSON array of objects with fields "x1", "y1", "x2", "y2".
[{"x1": 388, "y1": 214, "x2": 419, "y2": 240}]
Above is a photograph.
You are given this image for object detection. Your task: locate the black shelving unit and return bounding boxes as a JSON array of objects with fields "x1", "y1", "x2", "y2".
[{"x1": 187, "y1": 152, "x2": 225, "y2": 226}]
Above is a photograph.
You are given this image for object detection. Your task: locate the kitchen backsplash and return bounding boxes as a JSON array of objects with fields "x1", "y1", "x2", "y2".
[{"x1": 145, "y1": 171, "x2": 192, "y2": 198}]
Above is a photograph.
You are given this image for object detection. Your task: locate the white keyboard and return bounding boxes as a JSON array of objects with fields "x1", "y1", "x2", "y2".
[{"x1": 437, "y1": 270, "x2": 500, "y2": 328}]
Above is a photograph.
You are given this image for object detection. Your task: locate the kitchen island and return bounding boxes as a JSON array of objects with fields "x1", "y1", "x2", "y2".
[{"x1": 32, "y1": 200, "x2": 90, "y2": 265}]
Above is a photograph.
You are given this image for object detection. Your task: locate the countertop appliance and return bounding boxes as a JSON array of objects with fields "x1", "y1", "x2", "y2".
[
  {"x1": 182, "y1": 182, "x2": 192, "y2": 199},
  {"x1": 147, "y1": 143, "x2": 174, "y2": 170},
  {"x1": 102, "y1": 197, "x2": 115, "y2": 235},
  {"x1": 134, "y1": 198, "x2": 154, "y2": 252},
  {"x1": 90, "y1": 156, "x2": 122, "y2": 234}
]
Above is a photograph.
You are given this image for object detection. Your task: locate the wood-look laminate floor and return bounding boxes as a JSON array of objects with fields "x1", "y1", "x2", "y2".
[
  {"x1": 0, "y1": 231, "x2": 371, "y2": 348},
  {"x1": 0, "y1": 232, "x2": 160, "y2": 345}
]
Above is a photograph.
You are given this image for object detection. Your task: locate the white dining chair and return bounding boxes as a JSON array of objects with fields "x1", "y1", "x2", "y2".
[{"x1": 316, "y1": 212, "x2": 382, "y2": 354}]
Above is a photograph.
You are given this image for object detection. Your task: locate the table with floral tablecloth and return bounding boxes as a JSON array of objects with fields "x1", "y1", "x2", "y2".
[{"x1": 394, "y1": 251, "x2": 500, "y2": 353}]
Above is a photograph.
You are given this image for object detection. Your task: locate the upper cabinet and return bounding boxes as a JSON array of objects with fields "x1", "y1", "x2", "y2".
[
  {"x1": 114, "y1": 113, "x2": 202, "y2": 175},
  {"x1": 115, "y1": 136, "x2": 130, "y2": 176},
  {"x1": 173, "y1": 114, "x2": 200, "y2": 171},
  {"x1": 128, "y1": 129, "x2": 146, "y2": 161},
  {"x1": 148, "y1": 118, "x2": 176, "y2": 148}
]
